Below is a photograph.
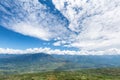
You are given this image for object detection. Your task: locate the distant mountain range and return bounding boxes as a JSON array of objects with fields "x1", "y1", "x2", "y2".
[{"x1": 0, "y1": 53, "x2": 120, "y2": 74}]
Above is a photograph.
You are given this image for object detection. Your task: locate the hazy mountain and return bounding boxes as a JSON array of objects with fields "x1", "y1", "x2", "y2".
[
  {"x1": 53, "y1": 55, "x2": 120, "y2": 70},
  {"x1": 0, "y1": 53, "x2": 64, "y2": 74},
  {"x1": 0, "y1": 53, "x2": 120, "y2": 74}
]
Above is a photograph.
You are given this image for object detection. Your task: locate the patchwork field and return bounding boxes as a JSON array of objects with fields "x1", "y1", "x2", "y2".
[{"x1": 0, "y1": 68, "x2": 120, "y2": 80}]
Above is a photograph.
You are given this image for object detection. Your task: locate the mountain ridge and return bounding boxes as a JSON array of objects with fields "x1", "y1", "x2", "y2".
[{"x1": 0, "y1": 53, "x2": 120, "y2": 74}]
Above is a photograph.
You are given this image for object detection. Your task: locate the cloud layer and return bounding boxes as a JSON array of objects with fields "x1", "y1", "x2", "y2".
[
  {"x1": 0, "y1": 48, "x2": 120, "y2": 55},
  {"x1": 0, "y1": 0, "x2": 120, "y2": 54},
  {"x1": 0, "y1": 0, "x2": 71, "y2": 41},
  {"x1": 53, "y1": 0, "x2": 120, "y2": 50}
]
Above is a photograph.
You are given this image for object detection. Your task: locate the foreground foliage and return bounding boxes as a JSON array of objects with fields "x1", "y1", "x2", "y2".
[{"x1": 0, "y1": 68, "x2": 120, "y2": 80}]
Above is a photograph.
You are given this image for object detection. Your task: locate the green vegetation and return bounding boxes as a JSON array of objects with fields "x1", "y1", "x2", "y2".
[
  {"x1": 0, "y1": 68, "x2": 120, "y2": 80},
  {"x1": 1, "y1": 54, "x2": 120, "y2": 74},
  {"x1": 0, "y1": 54, "x2": 120, "y2": 80}
]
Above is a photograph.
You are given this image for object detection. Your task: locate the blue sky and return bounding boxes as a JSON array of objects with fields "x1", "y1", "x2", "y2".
[
  {"x1": 0, "y1": 0, "x2": 120, "y2": 55},
  {"x1": 0, "y1": 25, "x2": 78, "y2": 51},
  {"x1": 0, "y1": 26, "x2": 49, "y2": 49},
  {"x1": 0, "y1": 0, "x2": 73, "y2": 50}
]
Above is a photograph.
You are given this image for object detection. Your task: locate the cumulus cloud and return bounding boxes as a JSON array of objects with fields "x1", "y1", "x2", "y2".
[
  {"x1": 0, "y1": 48, "x2": 120, "y2": 55},
  {"x1": 53, "y1": 0, "x2": 120, "y2": 50},
  {"x1": 0, "y1": 0, "x2": 120, "y2": 53},
  {"x1": 0, "y1": 0, "x2": 71, "y2": 41}
]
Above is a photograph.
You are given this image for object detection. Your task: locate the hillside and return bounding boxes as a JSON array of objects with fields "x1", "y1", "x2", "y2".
[
  {"x1": 0, "y1": 53, "x2": 64, "y2": 74},
  {"x1": 0, "y1": 68, "x2": 120, "y2": 80},
  {"x1": 53, "y1": 55, "x2": 120, "y2": 70},
  {"x1": 0, "y1": 53, "x2": 120, "y2": 74}
]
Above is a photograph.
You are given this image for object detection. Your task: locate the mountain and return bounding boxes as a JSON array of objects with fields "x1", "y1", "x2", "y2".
[
  {"x1": 53, "y1": 55, "x2": 120, "y2": 70},
  {"x1": 0, "y1": 53, "x2": 64, "y2": 74},
  {"x1": 0, "y1": 53, "x2": 120, "y2": 74}
]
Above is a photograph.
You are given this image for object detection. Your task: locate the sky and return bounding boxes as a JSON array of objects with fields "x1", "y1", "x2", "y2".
[{"x1": 0, "y1": 0, "x2": 120, "y2": 55}]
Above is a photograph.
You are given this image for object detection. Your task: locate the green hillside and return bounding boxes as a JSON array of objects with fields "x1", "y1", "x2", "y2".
[
  {"x1": 1, "y1": 54, "x2": 120, "y2": 74},
  {"x1": 0, "y1": 68, "x2": 120, "y2": 80}
]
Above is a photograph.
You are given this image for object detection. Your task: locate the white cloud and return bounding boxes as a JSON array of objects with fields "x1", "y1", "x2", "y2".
[
  {"x1": 0, "y1": 0, "x2": 120, "y2": 53},
  {"x1": 53, "y1": 0, "x2": 120, "y2": 50},
  {"x1": 0, "y1": 0, "x2": 71, "y2": 41},
  {"x1": 0, "y1": 48, "x2": 120, "y2": 55}
]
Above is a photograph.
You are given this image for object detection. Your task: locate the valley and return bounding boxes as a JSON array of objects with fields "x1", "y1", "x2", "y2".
[
  {"x1": 0, "y1": 68, "x2": 120, "y2": 80},
  {"x1": 0, "y1": 53, "x2": 120, "y2": 80}
]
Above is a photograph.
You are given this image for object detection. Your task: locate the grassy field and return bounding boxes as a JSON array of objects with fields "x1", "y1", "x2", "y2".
[{"x1": 0, "y1": 68, "x2": 120, "y2": 80}]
